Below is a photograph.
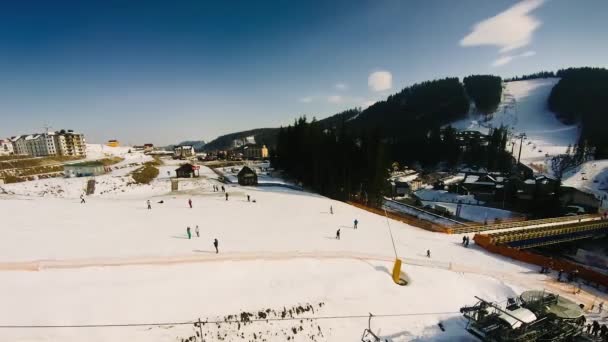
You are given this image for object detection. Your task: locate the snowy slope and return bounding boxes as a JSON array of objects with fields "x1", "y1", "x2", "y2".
[
  {"x1": 1, "y1": 165, "x2": 605, "y2": 341},
  {"x1": 451, "y1": 78, "x2": 579, "y2": 173}
]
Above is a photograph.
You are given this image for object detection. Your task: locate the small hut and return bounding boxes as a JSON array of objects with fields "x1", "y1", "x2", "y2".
[
  {"x1": 175, "y1": 163, "x2": 199, "y2": 178},
  {"x1": 237, "y1": 166, "x2": 258, "y2": 186}
]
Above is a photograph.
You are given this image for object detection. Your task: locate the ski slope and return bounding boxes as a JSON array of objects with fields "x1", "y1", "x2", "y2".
[
  {"x1": 1, "y1": 163, "x2": 605, "y2": 341},
  {"x1": 452, "y1": 78, "x2": 580, "y2": 174}
]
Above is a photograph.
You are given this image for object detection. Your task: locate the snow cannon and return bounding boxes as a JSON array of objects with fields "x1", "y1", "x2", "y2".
[{"x1": 392, "y1": 258, "x2": 408, "y2": 286}]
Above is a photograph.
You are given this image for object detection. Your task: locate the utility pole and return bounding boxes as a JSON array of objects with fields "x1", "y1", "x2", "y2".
[{"x1": 517, "y1": 133, "x2": 526, "y2": 164}]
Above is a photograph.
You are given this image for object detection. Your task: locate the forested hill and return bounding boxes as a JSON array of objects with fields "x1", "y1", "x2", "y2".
[
  {"x1": 549, "y1": 67, "x2": 608, "y2": 157},
  {"x1": 203, "y1": 75, "x2": 506, "y2": 151},
  {"x1": 202, "y1": 109, "x2": 361, "y2": 151},
  {"x1": 202, "y1": 128, "x2": 279, "y2": 151}
]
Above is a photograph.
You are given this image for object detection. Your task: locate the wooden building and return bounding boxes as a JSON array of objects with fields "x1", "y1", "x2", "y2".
[
  {"x1": 237, "y1": 166, "x2": 258, "y2": 185},
  {"x1": 175, "y1": 163, "x2": 199, "y2": 178}
]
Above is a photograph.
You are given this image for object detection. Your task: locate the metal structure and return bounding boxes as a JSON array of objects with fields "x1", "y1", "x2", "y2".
[
  {"x1": 461, "y1": 290, "x2": 588, "y2": 342},
  {"x1": 360, "y1": 313, "x2": 381, "y2": 342},
  {"x1": 485, "y1": 219, "x2": 608, "y2": 249}
]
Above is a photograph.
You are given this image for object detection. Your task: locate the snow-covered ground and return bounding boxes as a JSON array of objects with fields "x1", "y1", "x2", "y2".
[
  {"x1": 562, "y1": 159, "x2": 608, "y2": 208},
  {"x1": 451, "y1": 78, "x2": 579, "y2": 174},
  {"x1": 1, "y1": 164, "x2": 605, "y2": 341}
]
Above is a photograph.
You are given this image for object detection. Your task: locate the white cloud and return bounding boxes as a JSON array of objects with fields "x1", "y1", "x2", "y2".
[
  {"x1": 327, "y1": 95, "x2": 343, "y2": 104},
  {"x1": 334, "y1": 83, "x2": 348, "y2": 91},
  {"x1": 299, "y1": 97, "x2": 313, "y2": 103},
  {"x1": 368, "y1": 71, "x2": 392, "y2": 92},
  {"x1": 491, "y1": 50, "x2": 537, "y2": 67},
  {"x1": 492, "y1": 56, "x2": 514, "y2": 67},
  {"x1": 519, "y1": 50, "x2": 536, "y2": 57},
  {"x1": 460, "y1": 0, "x2": 544, "y2": 53}
]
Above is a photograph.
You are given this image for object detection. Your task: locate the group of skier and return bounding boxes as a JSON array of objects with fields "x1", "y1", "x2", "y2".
[
  {"x1": 185, "y1": 225, "x2": 219, "y2": 253},
  {"x1": 585, "y1": 320, "x2": 608, "y2": 338},
  {"x1": 212, "y1": 185, "x2": 225, "y2": 193},
  {"x1": 330, "y1": 218, "x2": 359, "y2": 240}
]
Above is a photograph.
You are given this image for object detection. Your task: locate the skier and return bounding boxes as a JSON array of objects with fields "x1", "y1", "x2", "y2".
[
  {"x1": 213, "y1": 238, "x2": 219, "y2": 254},
  {"x1": 462, "y1": 236, "x2": 467, "y2": 246},
  {"x1": 465, "y1": 236, "x2": 470, "y2": 247},
  {"x1": 188, "y1": 198, "x2": 192, "y2": 208},
  {"x1": 195, "y1": 225, "x2": 200, "y2": 238},
  {"x1": 147, "y1": 200, "x2": 151, "y2": 210},
  {"x1": 247, "y1": 194, "x2": 250, "y2": 202},
  {"x1": 221, "y1": 185, "x2": 225, "y2": 192},
  {"x1": 330, "y1": 206, "x2": 333, "y2": 215},
  {"x1": 427, "y1": 250, "x2": 431, "y2": 258},
  {"x1": 225, "y1": 193, "x2": 229, "y2": 201},
  {"x1": 336, "y1": 229, "x2": 340, "y2": 240},
  {"x1": 599, "y1": 302, "x2": 604, "y2": 313},
  {"x1": 354, "y1": 219, "x2": 358, "y2": 229},
  {"x1": 186, "y1": 227, "x2": 191, "y2": 239},
  {"x1": 167, "y1": 171, "x2": 170, "y2": 177},
  {"x1": 80, "y1": 194, "x2": 86, "y2": 204}
]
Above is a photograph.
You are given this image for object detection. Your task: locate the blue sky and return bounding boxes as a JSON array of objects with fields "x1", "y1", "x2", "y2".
[{"x1": 1, "y1": 0, "x2": 607, "y2": 145}]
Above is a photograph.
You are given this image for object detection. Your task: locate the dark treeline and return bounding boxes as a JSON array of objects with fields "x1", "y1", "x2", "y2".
[
  {"x1": 463, "y1": 75, "x2": 502, "y2": 114},
  {"x1": 548, "y1": 67, "x2": 608, "y2": 157},
  {"x1": 273, "y1": 77, "x2": 517, "y2": 203},
  {"x1": 504, "y1": 71, "x2": 555, "y2": 82},
  {"x1": 397, "y1": 125, "x2": 512, "y2": 171},
  {"x1": 274, "y1": 116, "x2": 388, "y2": 205}
]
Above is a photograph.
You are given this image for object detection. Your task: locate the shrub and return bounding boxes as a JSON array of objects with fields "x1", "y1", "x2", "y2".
[{"x1": 131, "y1": 162, "x2": 159, "y2": 184}]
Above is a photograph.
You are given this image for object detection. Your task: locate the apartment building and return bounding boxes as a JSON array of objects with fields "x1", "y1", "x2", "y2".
[{"x1": 9, "y1": 130, "x2": 86, "y2": 157}]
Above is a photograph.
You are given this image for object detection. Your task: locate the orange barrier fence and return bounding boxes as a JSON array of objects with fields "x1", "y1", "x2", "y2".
[
  {"x1": 347, "y1": 201, "x2": 449, "y2": 233},
  {"x1": 474, "y1": 234, "x2": 608, "y2": 290}
]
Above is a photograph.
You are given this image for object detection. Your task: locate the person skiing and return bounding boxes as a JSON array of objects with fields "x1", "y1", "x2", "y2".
[
  {"x1": 225, "y1": 193, "x2": 229, "y2": 201},
  {"x1": 599, "y1": 302, "x2": 604, "y2": 313},
  {"x1": 213, "y1": 238, "x2": 219, "y2": 253},
  {"x1": 427, "y1": 250, "x2": 431, "y2": 258},
  {"x1": 465, "y1": 236, "x2": 470, "y2": 247},
  {"x1": 147, "y1": 200, "x2": 151, "y2": 210},
  {"x1": 221, "y1": 185, "x2": 225, "y2": 192},
  {"x1": 80, "y1": 194, "x2": 86, "y2": 204},
  {"x1": 330, "y1": 206, "x2": 333, "y2": 215},
  {"x1": 188, "y1": 198, "x2": 192, "y2": 208},
  {"x1": 336, "y1": 229, "x2": 340, "y2": 240},
  {"x1": 354, "y1": 219, "x2": 358, "y2": 229},
  {"x1": 462, "y1": 236, "x2": 467, "y2": 246},
  {"x1": 186, "y1": 227, "x2": 191, "y2": 239},
  {"x1": 195, "y1": 225, "x2": 200, "y2": 238},
  {"x1": 247, "y1": 194, "x2": 250, "y2": 202}
]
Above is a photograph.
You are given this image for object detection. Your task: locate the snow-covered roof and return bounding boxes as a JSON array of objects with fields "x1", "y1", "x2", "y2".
[
  {"x1": 10, "y1": 135, "x2": 22, "y2": 142},
  {"x1": 25, "y1": 134, "x2": 40, "y2": 140},
  {"x1": 498, "y1": 307, "x2": 537, "y2": 329}
]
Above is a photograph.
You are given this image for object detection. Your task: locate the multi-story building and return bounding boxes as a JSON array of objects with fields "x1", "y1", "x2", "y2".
[
  {"x1": 25, "y1": 134, "x2": 48, "y2": 156},
  {"x1": 10, "y1": 136, "x2": 28, "y2": 155},
  {"x1": 7, "y1": 130, "x2": 86, "y2": 157},
  {"x1": 242, "y1": 144, "x2": 269, "y2": 160},
  {"x1": 57, "y1": 131, "x2": 86, "y2": 157},
  {"x1": 0, "y1": 139, "x2": 14, "y2": 155}
]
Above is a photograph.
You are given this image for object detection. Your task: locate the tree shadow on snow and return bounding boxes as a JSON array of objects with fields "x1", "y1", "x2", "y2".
[
  {"x1": 171, "y1": 235, "x2": 189, "y2": 239},
  {"x1": 193, "y1": 249, "x2": 215, "y2": 254}
]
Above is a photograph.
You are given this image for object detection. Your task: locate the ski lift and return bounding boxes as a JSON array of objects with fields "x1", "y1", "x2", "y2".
[{"x1": 361, "y1": 313, "x2": 381, "y2": 342}]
